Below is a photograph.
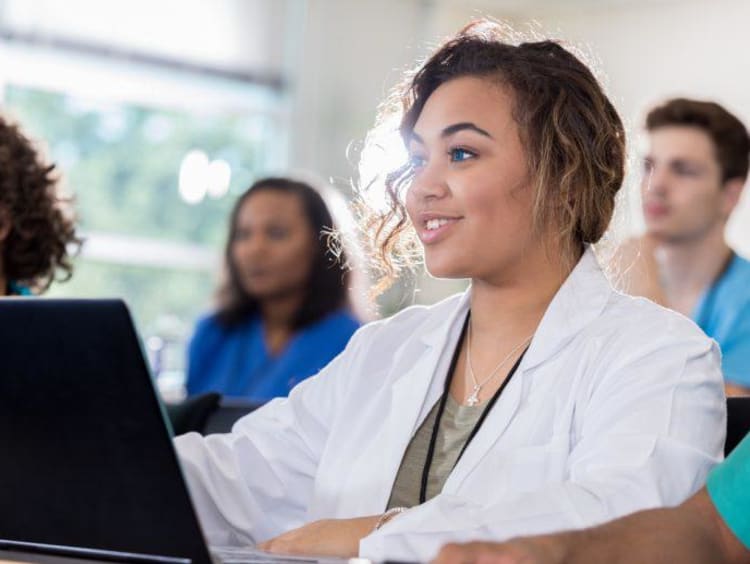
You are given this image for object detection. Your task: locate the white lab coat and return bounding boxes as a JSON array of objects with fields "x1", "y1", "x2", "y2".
[{"x1": 175, "y1": 248, "x2": 726, "y2": 562}]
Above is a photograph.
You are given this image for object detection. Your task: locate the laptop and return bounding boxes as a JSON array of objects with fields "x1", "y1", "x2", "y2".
[{"x1": 0, "y1": 299, "x2": 353, "y2": 564}]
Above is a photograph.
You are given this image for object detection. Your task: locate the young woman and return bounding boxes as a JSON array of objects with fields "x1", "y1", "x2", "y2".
[
  {"x1": 185, "y1": 177, "x2": 361, "y2": 400},
  {"x1": 175, "y1": 21, "x2": 725, "y2": 561},
  {"x1": 0, "y1": 114, "x2": 79, "y2": 296}
]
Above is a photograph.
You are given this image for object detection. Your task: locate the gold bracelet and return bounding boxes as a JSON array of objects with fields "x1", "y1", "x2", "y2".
[{"x1": 374, "y1": 507, "x2": 408, "y2": 531}]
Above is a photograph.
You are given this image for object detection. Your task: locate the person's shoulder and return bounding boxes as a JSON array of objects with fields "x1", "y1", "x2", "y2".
[
  {"x1": 725, "y1": 253, "x2": 750, "y2": 294},
  {"x1": 191, "y1": 311, "x2": 256, "y2": 341},
  {"x1": 188, "y1": 313, "x2": 222, "y2": 354},
  {"x1": 192, "y1": 312, "x2": 222, "y2": 336},
  {"x1": 353, "y1": 292, "x2": 465, "y2": 342},
  {"x1": 298, "y1": 310, "x2": 361, "y2": 351},
  {"x1": 579, "y1": 292, "x2": 722, "y2": 393},
  {"x1": 380, "y1": 291, "x2": 463, "y2": 324},
  {"x1": 7, "y1": 281, "x2": 32, "y2": 296},
  {"x1": 597, "y1": 290, "x2": 711, "y2": 349},
  {"x1": 322, "y1": 292, "x2": 465, "y2": 369},
  {"x1": 731, "y1": 252, "x2": 750, "y2": 272},
  {"x1": 315, "y1": 309, "x2": 361, "y2": 333}
]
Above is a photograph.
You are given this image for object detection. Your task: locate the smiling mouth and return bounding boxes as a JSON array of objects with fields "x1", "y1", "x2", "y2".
[
  {"x1": 425, "y1": 218, "x2": 455, "y2": 231},
  {"x1": 417, "y1": 216, "x2": 462, "y2": 244}
]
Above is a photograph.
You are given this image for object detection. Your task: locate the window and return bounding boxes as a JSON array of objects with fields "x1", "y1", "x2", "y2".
[{"x1": 1, "y1": 38, "x2": 290, "y2": 394}]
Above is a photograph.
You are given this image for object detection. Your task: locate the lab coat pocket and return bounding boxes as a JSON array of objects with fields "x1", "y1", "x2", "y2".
[
  {"x1": 501, "y1": 435, "x2": 570, "y2": 495},
  {"x1": 456, "y1": 435, "x2": 570, "y2": 504}
]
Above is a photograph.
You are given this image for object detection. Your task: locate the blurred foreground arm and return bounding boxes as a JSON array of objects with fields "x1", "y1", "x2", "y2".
[{"x1": 434, "y1": 488, "x2": 749, "y2": 564}]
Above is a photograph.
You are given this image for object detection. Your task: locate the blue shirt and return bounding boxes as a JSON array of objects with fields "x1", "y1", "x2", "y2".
[
  {"x1": 186, "y1": 309, "x2": 360, "y2": 401},
  {"x1": 707, "y1": 432, "x2": 750, "y2": 550},
  {"x1": 692, "y1": 253, "x2": 750, "y2": 387}
]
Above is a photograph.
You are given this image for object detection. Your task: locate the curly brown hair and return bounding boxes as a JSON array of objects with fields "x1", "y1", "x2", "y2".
[
  {"x1": 357, "y1": 20, "x2": 626, "y2": 293},
  {"x1": 0, "y1": 115, "x2": 80, "y2": 294}
]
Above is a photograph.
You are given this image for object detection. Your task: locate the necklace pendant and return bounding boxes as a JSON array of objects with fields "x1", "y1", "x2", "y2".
[{"x1": 466, "y1": 386, "x2": 480, "y2": 406}]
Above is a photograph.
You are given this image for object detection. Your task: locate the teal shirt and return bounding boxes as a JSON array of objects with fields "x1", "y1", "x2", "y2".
[
  {"x1": 7, "y1": 281, "x2": 32, "y2": 296},
  {"x1": 707, "y1": 433, "x2": 750, "y2": 550}
]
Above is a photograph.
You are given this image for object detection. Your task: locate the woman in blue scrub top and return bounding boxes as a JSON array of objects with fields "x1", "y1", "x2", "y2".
[
  {"x1": 186, "y1": 177, "x2": 361, "y2": 401},
  {"x1": 0, "y1": 114, "x2": 79, "y2": 297}
]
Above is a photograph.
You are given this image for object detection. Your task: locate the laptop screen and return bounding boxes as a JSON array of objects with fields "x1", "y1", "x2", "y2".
[{"x1": 0, "y1": 299, "x2": 212, "y2": 564}]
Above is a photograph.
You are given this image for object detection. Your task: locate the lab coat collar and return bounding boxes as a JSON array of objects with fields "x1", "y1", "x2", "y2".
[
  {"x1": 444, "y1": 247, "x2": 612, "y2": 491},
  {"x1": 379, "y1": 248, "x2": 612, "y2": 506},
  {"x1": 416, "y1": 246, "x2": 611, "y2": 372},
  {"x1": 521, "y1": 246, "x2": 611, "y2": 372},
  {"x1": 418, "y1": 291, "x2": 471, "y2": 347}
]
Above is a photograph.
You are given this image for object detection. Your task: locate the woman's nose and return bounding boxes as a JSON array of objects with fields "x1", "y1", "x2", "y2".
[
  {"x1": 409, "y1": 161, "x2": 449, "y2": 201},
  {"x1": 238, "y1": 236, "x2": 267, "y2": 262}
]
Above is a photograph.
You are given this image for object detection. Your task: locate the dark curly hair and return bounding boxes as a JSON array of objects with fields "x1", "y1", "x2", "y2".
[
  {"x1": 0, "y1": 115, "x2": 80, "y2": 294},
  {"x1": 357, "y1": 19, "x2": 626, "y2": 292},
  {"x1": 216, "y1": 177, "x2": 351, "y2": 328}
]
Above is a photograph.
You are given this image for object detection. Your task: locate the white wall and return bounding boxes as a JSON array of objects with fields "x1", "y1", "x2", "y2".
[{"x1": 288, "y1": 0, "x2": 433, "y2": 191}]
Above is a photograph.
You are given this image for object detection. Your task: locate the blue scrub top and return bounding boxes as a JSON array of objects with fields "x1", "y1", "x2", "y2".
[
  {"x1": 692, "y1": 253, "x2": 750, "y2": 388},
  {"x1": 186, "y1": 309, "x2": 360, "y2": 401}
]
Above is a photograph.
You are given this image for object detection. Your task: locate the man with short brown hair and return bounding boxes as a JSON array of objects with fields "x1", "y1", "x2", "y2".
[{"x1": 617, "y1": 98, "x2": 750, "y2": 395}]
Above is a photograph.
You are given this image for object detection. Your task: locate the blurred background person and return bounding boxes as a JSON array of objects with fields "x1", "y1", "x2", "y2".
[
  {"x1": 0, "y1": 114, "x2": 79, "y2": 297},
  {"x1": 616, "y1": 99, "x2": 750, "y2": 396},
  {"x1": 185, "y1": 177, "x2": 361, "y2": 401}
]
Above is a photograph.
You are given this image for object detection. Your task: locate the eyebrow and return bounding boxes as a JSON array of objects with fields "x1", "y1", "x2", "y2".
[
  {"x1": 410, "y1": 122, "x2": 493, "y2": 144},
  {"x1": 643, "y1": 155, "x2": 705, "y2": 168},
  {"x1": 443, "y1": 122, "x2": 493, "y2": 138}
]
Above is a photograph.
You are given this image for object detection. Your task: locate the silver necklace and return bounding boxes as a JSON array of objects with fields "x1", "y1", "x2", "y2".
[{"x1": 464, "y1": 322, "x2": 533, "y2": 406}]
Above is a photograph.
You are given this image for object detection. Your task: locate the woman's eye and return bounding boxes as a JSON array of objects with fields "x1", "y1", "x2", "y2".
[
  {"x1": 449, "y1": 147, "x2": 476, "y2": 162},
  {"x1": 267, "y1": 227, "x2": 289, "y2": 240},
  {"x1": 233, "y1": 229, "x2": 251, "y2": 242}
]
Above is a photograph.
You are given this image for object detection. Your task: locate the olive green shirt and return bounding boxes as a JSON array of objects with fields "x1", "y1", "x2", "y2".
[{"x1": 387, "y1": 394, "x2": 484, "y2": 509}]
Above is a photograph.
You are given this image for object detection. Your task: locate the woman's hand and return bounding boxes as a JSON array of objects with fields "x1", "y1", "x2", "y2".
[{"x1": 258, "y1": 515, "x2": 380, "y2": 557}]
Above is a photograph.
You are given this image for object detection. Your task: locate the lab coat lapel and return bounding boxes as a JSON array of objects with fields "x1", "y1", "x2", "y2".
[
  {"x1": 521, "y1": 248, "x2": 611, "y2": 372},
  {"x1": 375, "y1": 292, "x2": 471, "y2": 506},
  {"x1": 445, "y1": 248, "x2": 612, "y2": 490},
  {"x1": 445, "y1": 364, "x2": 525, "y2": 490}
]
